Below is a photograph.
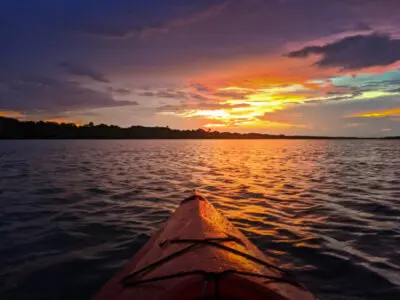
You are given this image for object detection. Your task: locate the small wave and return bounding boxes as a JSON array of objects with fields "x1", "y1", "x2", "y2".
[{"x1": 1, "y1": 139, "x2": 399, "y2": 300}]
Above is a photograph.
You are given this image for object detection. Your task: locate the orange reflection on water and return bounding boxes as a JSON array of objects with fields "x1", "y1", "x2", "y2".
[{"x1": 193, "y1": 140, "x2": 328, "y2": 253}]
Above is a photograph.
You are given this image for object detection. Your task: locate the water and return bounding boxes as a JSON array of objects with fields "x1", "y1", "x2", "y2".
[{"x1": 0, "y1": 140, "x2": 399, "y2": 300}]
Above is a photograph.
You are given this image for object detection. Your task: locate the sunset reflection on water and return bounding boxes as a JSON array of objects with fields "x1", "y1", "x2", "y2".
[{"x1": 0, "y1": 140, "x2": 399, "y2": 300}]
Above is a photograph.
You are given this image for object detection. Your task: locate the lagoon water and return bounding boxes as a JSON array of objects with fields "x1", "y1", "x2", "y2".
[{"x1": 0, "y1": 140, "x2": 399, "y2": 299}]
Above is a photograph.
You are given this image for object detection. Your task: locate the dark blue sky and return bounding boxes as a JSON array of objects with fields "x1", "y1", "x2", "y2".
[{"x1": 1, "y1": 0, "x2": 400, "y2": 136}]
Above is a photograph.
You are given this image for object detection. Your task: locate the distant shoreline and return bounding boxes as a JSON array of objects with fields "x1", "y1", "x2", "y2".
[
  {"x1": 1, "y1": 116, "x2": 398, "y2": 140},
  {"x1": 1, "y1": 137, "x2": 398, "y2": 140}
]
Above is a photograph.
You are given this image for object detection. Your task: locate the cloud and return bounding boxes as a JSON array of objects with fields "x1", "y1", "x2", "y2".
[
  {"x1": 332, "y1": 21, "x2": 372, "y2": 34},
  {"x1": 59, "y1": 62, "x2": 110, "y2": 83},
  {"x1": 138, "y1": 89, "x2": 188, "y2": 99},
  {"x1": 388, "y1": 87, "x2": 400, "y2": 93},
  {"x1": 255, "y1": 95, "x2": 400, "y2": 136},
  {"x1": 157, "y1": 102, "x2": 250, "y2": 113},
  {"x1": 188, "y1": 93, "x2": 209, "y2": 102},
  {"x1": 138, "y1": 86, "x2": 218, "y2": 102},
  {"x1": 381, "y1": 128, "x2": 392, "y2": 132},
  {"x1": 107, "y1": 87, "x2": 132, "y2": 95},
  {"x1": 189, "y1": 83, "x2": 212, "y2": 93},
  {"x1": 0, "y1": 110, "x2": 23, "y2": 119},
  {"x1": 139, "y1": 85, "x2": 257, "y2": 102},
  {"x1": 260, "y1": 110, "x2": 305, "y2": 124},
  {"x1": 2, "y1": 0, "x2": 400, "y2": 135},
  {"x1": 68, "y1": 0, "x2": 229, "y2": 38},
  {"x1": 350, "y1": 22, "x2": 373, "y2": 32},
  {"x1": 139, "y1": 91, "x2": 157, "y2": 97},
  {"x1": 212, "y1": 90, "x2": 253, "y2": 100},
  {"x1": 286, "y1": 33, "x2": 400, "y2": 70},
  {"x1": 346, "y1": 107, "x2": 400, "y2": 118},
  {"x1": 0, "y1": 76, "x2": 137, "y2": 114},
  {"x1": 345, "y1": 123, "x2": 363, "y2": 128}
]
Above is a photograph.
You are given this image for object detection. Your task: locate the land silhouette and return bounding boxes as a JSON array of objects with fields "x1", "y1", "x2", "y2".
[{"x1": 0, "y1": 116, "x2": 398, "y2": 139}]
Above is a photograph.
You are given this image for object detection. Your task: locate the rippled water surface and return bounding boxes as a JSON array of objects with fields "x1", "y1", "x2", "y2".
[{"x1": 0, "y1": 140, "x2": 399, "y2": 299}]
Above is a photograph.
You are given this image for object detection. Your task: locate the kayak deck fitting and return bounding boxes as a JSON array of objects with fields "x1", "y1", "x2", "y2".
[{"x1": 93, "y1": 194, "x2": 316, "y2": 300}]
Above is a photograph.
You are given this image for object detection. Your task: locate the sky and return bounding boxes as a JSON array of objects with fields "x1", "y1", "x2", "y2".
[{"x1": 1, "y1": 0, "x2": 400, "y2": 136}]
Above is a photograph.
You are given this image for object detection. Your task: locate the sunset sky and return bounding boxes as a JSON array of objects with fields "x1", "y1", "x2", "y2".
[{"x1": 1, "y1": 0, "x2": 400, "y2": 136}]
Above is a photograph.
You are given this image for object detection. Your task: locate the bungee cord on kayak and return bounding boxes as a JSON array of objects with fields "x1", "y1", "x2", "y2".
[
  {"x1": 120, "y1": 237, "x2": 305, "y2": 290},
  {"x1": 121, "y1": 268, "x2": 306, "y2": 289},
  {"x1": 162, "y1": 237, "x2": 295, "y2": 277},
  {"x1": 94, "y1": 194, "x2": 316, "y2": 300}
]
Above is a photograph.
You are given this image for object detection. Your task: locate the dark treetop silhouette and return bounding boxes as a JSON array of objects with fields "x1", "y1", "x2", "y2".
[{"x1": 0, "y1": 116, "x2": 398, "y2": 139}]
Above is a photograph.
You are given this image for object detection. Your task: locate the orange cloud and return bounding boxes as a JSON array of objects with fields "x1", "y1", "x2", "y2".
[
  {"x1": 43, "y1": 118, "x2": 82, "y2": 126},
  {"x1": 175, "y1": 75, "x2": 343, "y2": 130},
  {"x1": 175, "y1": 47, "x2": 399, "y2": 131},
  {"x1": 207, "y1": 51, "x2": 343, "y2": 88},
  {"x1": 204, "y1": 123, "x2": 226, "y2": 128},
  {"x1": 347, "y1": 107, "x2": 400, "y2": 118},
  {"x1": 0, "y1": 109, "x2": 85, "y2": 126},
  {"x1": 0, "y1": 110, "x2": 24, "y2": 119},
  {"x1": 0, "y1": 112, "x2": 82, "y2": 126}
]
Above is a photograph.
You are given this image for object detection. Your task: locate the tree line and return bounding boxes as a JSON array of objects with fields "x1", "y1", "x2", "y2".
[{"x1": 0, "y1": 116, "x2": 396, "y2": 139}]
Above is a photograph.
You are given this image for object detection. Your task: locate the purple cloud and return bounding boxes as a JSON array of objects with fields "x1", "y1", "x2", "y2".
[
  {"x1": 0, "y1": 76, "x2": 137, "y2": 114},
  {"x1": 286, "y1": 33, "x2": 400, "y2": 70},
  {"x1": 59, "y1": 62, "x2": 110, "y2": 83}
]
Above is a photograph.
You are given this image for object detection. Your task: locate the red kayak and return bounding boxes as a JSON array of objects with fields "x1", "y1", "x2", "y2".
[{"x1": 93, "y1": 194, "x2": 316, "y2": 300}]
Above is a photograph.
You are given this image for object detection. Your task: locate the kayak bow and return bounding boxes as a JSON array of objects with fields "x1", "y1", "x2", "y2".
[{"x1": 93, "y1": 194, "x2": 316, "y2": 300}]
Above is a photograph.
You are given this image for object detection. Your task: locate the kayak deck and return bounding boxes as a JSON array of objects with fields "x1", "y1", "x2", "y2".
[{"x1": 93, "y1": 194, "x2": 316, "y2": 300}]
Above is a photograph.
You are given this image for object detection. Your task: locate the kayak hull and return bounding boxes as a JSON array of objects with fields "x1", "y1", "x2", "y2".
[{"x1": 93, "y1": 194, "x2": 316, "y2": 300}]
